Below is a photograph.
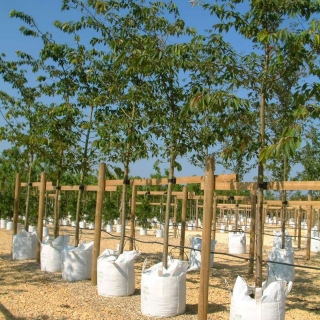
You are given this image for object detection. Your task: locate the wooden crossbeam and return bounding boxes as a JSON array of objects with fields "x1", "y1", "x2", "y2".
[
  {"x1": 45, "y1": 185, "x2": 117, "y2": 192},
  {"x1": 265, "y1": 200, "x2": 320, "y2": 206},
  {"x1": 20, "y1": 182, "x2": 53, "y2": 187},
  {"x1": 136, "y1": 191, "x2": 195, "y2": 197},
  {"x1": 105, "y1": 174, "x2": 237, "y2": 187}
]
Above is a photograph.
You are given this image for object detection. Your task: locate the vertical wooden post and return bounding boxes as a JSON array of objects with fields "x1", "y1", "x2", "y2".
[
  {"x1": 179, "y1": 187, "x2": 188, "y2": 260},
  {"x1": 211, "y1": 193, "x2": 217, "y2": 240},
  {"x1": 37, "y1": 172, "x2": 46, "y2": 263},
  {"x1": 248, "y1": 191, "x2": 256, "y2": 275},
  {"x1": 13, "y1": 173, "x2": 21, "y2": 235},
  {"x1": 235, "y1": 203, "x2": 239, "y2": 231},
  {"x1": 53, "y1": 185, "x2": 60, "y2": 238},
  {"x1": 294, "y1": 207, "x2": 297, "y2": 239},
  {"x1": 198, "y1": 156, "x2": 214, "y2": 320},
  {"x1": 195, "y1": 199, "x2": 199, "y2": 230},
  {"x1": 129, "y1": 185, "x2": 137, "y2": 251},
  {"x1": 91, "y1": 163, "x2": 106, "y2": 285},
  {"x1": 306, "y1": 195, "x2": 312, "y2": 260},
  {"x1": 173, "y1": 196, "x2": 178, "y2": 238},
  {"x1": 297, "y1": 206, "x2": 302, "y2": 249}
]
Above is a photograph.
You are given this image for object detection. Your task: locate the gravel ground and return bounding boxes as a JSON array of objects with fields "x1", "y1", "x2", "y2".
[{"x1": 0, "y1": 224, "x2": 320, "y2": 320}]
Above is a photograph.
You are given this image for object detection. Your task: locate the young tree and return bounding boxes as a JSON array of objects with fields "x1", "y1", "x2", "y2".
[{"x1": 197, "y1": 0, "x2": 320, "y2": 287}]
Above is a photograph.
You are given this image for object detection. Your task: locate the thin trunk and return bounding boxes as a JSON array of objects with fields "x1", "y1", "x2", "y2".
[
  {"x1": 25, "y1": 156, "x2": 33, "y2": 231},
  {"x1": 281, "y1": 156, "x2": 287, "y2": 249},
  {"x1": 249, "y1": 191, "x2": 257, "y2": 275},
  {"x1": 119, "y1": 156, "x2": 129, "y2": 254},
  {"x1": 54, "y1": 174, "x2": 61, "y2": 238},
  {"x1": 75, "y1": 178, "x2": 84, "y2": 247},
  {"x1": 162, "y1": 153, "x2": 175, "y2": 269},
  {"x1": 256, "y1": 41, "x2": 269, "y2": 288},
  {"x1": 75, "y1": 106, "x2": 94, "y2": 246},
  {"x1": 119, "y1": 105, "x2": 136, "y2": 254}
]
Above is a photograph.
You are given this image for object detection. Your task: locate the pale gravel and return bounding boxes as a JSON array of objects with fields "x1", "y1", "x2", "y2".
[{"x1": 0, "y1": 225, "x2": 320, "y2": 320}]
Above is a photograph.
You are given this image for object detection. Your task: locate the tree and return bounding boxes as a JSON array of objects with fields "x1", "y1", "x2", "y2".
[
  {"x1": 199, "y1": 0, "x2": 320, "y2": 287},
  {"x1": 294, "y1": 127, "x2": 320, "y2": 199}
]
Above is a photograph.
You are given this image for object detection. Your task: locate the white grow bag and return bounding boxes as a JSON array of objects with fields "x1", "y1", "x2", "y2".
[
  {"x1": 230, "y1": 276, "x2": 293, "y2": 320},
  {"x1": 0, "y1": 219, "x2": 7, "y2": 229},
  {"x1": 273, "y1": 230, "x2": 292, "y2": 249},
  {"x1": 61, "y1": 241, "x2": 94, "y2": 281},
  {"x1": 267, "y1": 247, "x2": 294, "y2": 285},
  {"x1": 97, "y1": 249, "x2": 139, "y2": 297},
  {"x1": 189, "y1": 235, "x2": 216, "y2": 270},
  {"x1": 12, "y1": 230, "x2": 38, "y2": 260},
  {"x1": 311, "y1": 237, "x2": 320, "y2": 252},
  {"x1": 6, "y1": 221, "x2": 13, "y2": 231},
  {"x1": 155, "y1": 229, "x2": 164, "y2": 238},
  {"x1": 41, "y1": 235, "x2": 70, "y2": 273},
  {"x1": 141, "y1": 258, "x2": 188, "y2": 318},
  {"x1": 229, "y1": 232, "x2": 246, "y2": 254}
]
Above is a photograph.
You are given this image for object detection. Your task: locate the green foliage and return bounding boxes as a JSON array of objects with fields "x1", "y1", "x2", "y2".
[{"x1": 135, "y1": 195, "x2": 152, "y2": 228}]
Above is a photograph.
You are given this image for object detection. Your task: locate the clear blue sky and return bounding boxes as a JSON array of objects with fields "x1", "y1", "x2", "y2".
[{"x1": 0, "y1": 0, "x2": 305, "y2": 182}]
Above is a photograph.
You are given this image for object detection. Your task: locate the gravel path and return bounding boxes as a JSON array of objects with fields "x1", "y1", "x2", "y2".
[{"x1": 0, "y1": 225, "x2": 319, "y2": 319}]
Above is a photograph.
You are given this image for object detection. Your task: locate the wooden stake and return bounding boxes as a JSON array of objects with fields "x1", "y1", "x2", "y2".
[
  {"x1": 37, "y1": 172, "x2": 46, "y2": 263},
  {"x1": 248, "y1": 192, "x2": 256, "y2": 275},
  {"x1": 91, "y1": 163, "x2": 106, "y2": 285},
  {"x1": 13, "y1": 173, "x2": 21, "y2": 236},
  {"x1": 173, "y1": 196, "x2": 178, "y2": 238},
  {"x1": 198, "y1": 156, "x2": 214, "y2": 320},
  {"x1": 195, "y1": 199, "x2": 199, "y2": 230},
  {"x1": 211, "y1": 193, "x2": 217, "y2": 240},
  {"x1": 294, "y1": 207, "x2": 297, "y2": 240},
  {"x1": 129, "y1": 185, "x2": 137, "y2": 251},
  {"x1": 306, "y1": 195, "x2": 312, "y2": 260},
  {"x1": 179, "y1": 186, "x2": 188, "y2": 260},
  {"x1": 298, "y1": 206, "x2": 302, "y2": 249}
]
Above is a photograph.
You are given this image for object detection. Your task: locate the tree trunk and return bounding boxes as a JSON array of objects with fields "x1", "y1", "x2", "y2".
[
  {"x1": 281, "y1": 156, "x2": 287, "y2": 249},
  {"x1": 25, "y1": 159, "x2": 33, "y2": 232},
  {"x1": 162, "y1": 153, "x2": 175, "y2": 269}
]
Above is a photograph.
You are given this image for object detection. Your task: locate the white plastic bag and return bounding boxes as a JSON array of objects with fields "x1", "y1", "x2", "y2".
[
  {"x1": 61, "y1": 241, "x2": 93, "y2": 281},
  {"x1": 189, "y1": 235, "x2": 216, "y2": 270},
  {"x1": 229, "y1": 232, "x2": 246, "y2": 254},
  {"x1": 273, "y1": 230, "x2": 292, "y2": 249},
  {"x1": 230, "y1": 276, "x2": 292, "y2": 320},
  {"x1": 12, "y1": 230, "x2": 38, "y2": 260},
  {"x1": 41, "y1": 235, "x2": 70, "y2": 273},
  {"x1": 141, "y1": 258, "x2": 188, "y2": 317},
  {"x1": 267, "y1": 247, "x2": 295, "y2": 285},
  {"x1": 97, "y1": 249, "x2": 139, "y2": 297}
]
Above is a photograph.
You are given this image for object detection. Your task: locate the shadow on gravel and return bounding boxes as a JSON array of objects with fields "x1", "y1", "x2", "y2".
[{"x1": 0, "y1": 302, "x2": 27, "y2": 319}]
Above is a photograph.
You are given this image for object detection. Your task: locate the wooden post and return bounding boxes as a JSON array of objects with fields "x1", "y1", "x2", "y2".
[
  {"x1": 297, "y1": 206, "x2": 302, "y2": 249},
  {"x1": 211, "y1": 193, "x2": 217, "y2": 240},
  {"x1": 235, "y1": 203, "x2": 239, "y2": 231},
  {"x1": 294, "y1": 207, "x2": 297, "y2": 239},
  {"x1": 262, "y1": 205, "x2": 268, "y2": 247},
  {"x1": 306, "y1": 195, "x2": 312, "y2": 260},
  {"x1": 248, "y1": 191, "x2": 256, "y2": 275},
  {"x1": 173, "y1": 196, "x2": 178, "y2": 238},
  {"x1": 281, "y1": 194, "x2": 286, "y2": 249},
  {"x1": 195, "y1": 199, "x2": 199, "y2": 230},
  {"x1": 13, "y1": 173, "x2": 21, "y2": 235},
  {"x1": 179, "y1": 187, "x2": 188, "y2": 260},
  {"x1": 198, "y1": 156, "x2": 214, "y2": 320},
  {"x1": 37, "y1": 172, "x2": 46, "y2": 263},
  {"x1": 129, "y1": 185, "x2": 137, "y2": 251},
  {"x1": 53, "y1": 185, "x2": 60, "y2": 238},
  {"x1": 91, "y1": 163, "x2": 106, "y2": 285}
]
